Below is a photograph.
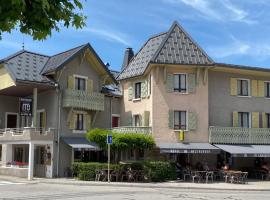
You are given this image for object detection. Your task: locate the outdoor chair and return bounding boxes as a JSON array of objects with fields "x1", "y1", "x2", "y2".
[
  {"x1": 182, "y1": 170, "x2": 191, "y2": 181},
  {"x1": 205, "y1": 171, "x2": 214, "y2": 183},
  {"x1": 110, "y1": 170, "x2": 120, "y2": 182},
  {"x1": 238, "y1": 172, "x2": 248, "y2": 184},
  {"x1": 191, "y1": 171, "x2": 201, "y2": 183}
]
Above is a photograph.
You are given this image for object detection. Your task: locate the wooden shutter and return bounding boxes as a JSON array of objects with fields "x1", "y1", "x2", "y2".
[
  {"x1": 258, "y1": 80, "x2": 265, "y2": 97},
  {"x1": 188, "y1": 112, "x2": 197, "y2": 130},
  {"x1": 188, "y1": 73, "x2": 196, "y2": 93},
  {"x1": 251, "y1": 80, "x2": 258, "y2": 97},
  {"x1": 128, "y1": 85, "x2": 134, "y2": 101},
  {"x1": 233, "y1": 111, "x2": 238, "y2": 127},
  {"x1": 141, "y1": 79, "x2": 148, "y2": 98},
  {"x1": 166, "y1": 73, "x2": 174, "y2": 93},
  {"x1": 85, "y1": 113, "x2": 91, "y2": 130},
  {"x1": 230, "y1": 78, "x2": 237, "y2": 96},
  {"x1": 168, "y1": 110, "x2": 174, "y2": 129},
  {"x1": 262, "y1": 112, "x2": 267, "y2": 128},
  {"x1": 127, "y1": 113, "x2": 133, "y2": 126},
  {"x1": 68, "y1": 75, "x2": 74, "y2": 89},
  {"x1": 252, "y1": 112, "x2": 259, "y2": 128},
  {"x1": 87, "y1": 79, "x2": 93, "y2": 93},
  {"x1": 142, "y1": 111, "x2": 150, "y2": 126},
  {"x1": 69, "y1": 112, "x2": 76, "y2": 130}
]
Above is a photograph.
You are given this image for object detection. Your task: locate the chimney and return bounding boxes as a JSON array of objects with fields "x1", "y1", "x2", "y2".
[{"x1": 121, "y1": 47, "x2": 134, "y2": 70}]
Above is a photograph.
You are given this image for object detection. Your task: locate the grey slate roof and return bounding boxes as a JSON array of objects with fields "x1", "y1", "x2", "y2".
[
  {"x1": 1, "y1": 50, "x2": 54, "y2": 85},
  {"x1": 41, "y1": 44, "x2": 87, "y2": 74},
  {"x1": 118, "y1": 21, "x2": 213, "y2": 80}
]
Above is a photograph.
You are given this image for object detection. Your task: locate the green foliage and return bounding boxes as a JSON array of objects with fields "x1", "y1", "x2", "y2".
[
  {"x1": 0, "y1": 0, "x2": 86, "y2": 40},
  {"x1": 72, "y1": 161, "x2": 176, "y2": 182},
  {"x1": 86, "y1": 128, "x2": 155, "y2": 151}
]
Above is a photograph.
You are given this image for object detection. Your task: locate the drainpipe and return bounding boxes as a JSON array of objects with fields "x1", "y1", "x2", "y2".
[
  {"x1": 32, "y1": 88, "x2": 38, "y2": 127},
  {"x1": 56, "y1": 85, "x2": 62, "y2": 177}
]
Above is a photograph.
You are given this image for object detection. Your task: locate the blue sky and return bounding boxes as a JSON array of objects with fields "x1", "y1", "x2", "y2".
[{"x1": 1, "y1": 0, "x2": 270, "y2": 71}]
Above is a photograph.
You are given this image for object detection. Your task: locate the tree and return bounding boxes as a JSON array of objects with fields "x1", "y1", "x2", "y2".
[{"x1": 0, "y1": 0, "x2": 86, "y2": 40}]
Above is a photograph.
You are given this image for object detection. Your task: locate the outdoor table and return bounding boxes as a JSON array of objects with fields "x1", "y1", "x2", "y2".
[{"x1": 223, "y1": 170, "x2": 242, "y2": 183}]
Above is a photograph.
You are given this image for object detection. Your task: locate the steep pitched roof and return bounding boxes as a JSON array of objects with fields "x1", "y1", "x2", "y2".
[
  {"x1": 118, "y1": 21, "x2": 213, "y2": 80},
  {"x1": 41, "y1": 44, "x2": 87, "y2": 74},
  {"x1": 1, "y1": 50, "x2": 54, "y2": 85}
]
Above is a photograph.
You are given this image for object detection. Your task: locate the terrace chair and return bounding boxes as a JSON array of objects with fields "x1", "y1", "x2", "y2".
[
  {"x1": 205, "y1": 171, "x2": 214, "y2": 183},
  {"x1": 191, "y1": 171, "x2": 201, "y2": 183},
  {"x1": 239, "y1": 172, "x2": 248, "y2": 184},
  {"x1": 182, "y1": 169, "x2": 191, "y2": 181},
  {"x1": 110, "y1": 170, "x2": 120, "y2": 182},
  {"x1": 95, "y1": 170, "x2": 101, "y2": 181}
]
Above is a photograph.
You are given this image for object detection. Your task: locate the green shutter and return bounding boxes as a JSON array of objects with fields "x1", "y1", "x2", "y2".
[
  {"x1": 87, "y1": 79, "x2": 93, "y2": 93},
  {"x1": 141, "y1": 79, "x2": 148, "y2": 98},
  {"x1": 252, "y1": 112, "x2": 259, "y2": 128},
  {"x1": 128, "y1": 85, "x2": 134, "y2": 101},
  {"x1": 258, "y1": 80, "x2": 265, "y2": 97},
  {"x1": 68, "y1": 75, "x2": 74, "y2": 89},
  {"x1": 251, "y1": 80, "x2": 258, "y2": 97},
  {"x1": 233, "y1": 111, "x2": 238, "y2": 127},
  {"x1": 188, "y1": 112, "x2": 197, "y2": 130},
  {"x1": 168, "y1": 110, "x2": 174, "y2": 129},
  {"x1": 142, "y1": 111, "x2": 150, "y2": 126},
  {"x1": 230, "y1": 78, "x2": 237, "y2": 96},
  {"x1": 69, "y1": 112, "x2": 76, "y2": 130},
  {"x1": 42, "y1": 111, "x2": 46, "y2": 128},
  {"x1": 85, "y1": 113, "x2": 91, "y2": 130},
  {"x1": 188, "y1": 73, "x2": 196, "y2": 93},
  {"x1": 127, "y1": 112, "x2": 133, "y2": 126},
  {"x1": 166, "y1": 73, "x2": 174, "y2": 93}
]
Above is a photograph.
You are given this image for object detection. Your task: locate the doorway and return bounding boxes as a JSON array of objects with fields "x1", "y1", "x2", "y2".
[
  {"x1": 34, "y1": 146, "x2": 46, "y2": 177},
  {"x1": 5, "y1": 113, "x2": 18, "y2": 128}
]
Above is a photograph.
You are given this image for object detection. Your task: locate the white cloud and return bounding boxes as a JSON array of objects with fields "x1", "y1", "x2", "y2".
[
  {"x1": 163, "y1": 0, "x2": 256, "y2": 24},
  {"x1": 80, "y1": 27, "x2": 131, "y2": 46}
]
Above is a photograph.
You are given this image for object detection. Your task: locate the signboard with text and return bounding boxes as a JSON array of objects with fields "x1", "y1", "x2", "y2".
[{"x1": 19, "y1": 98, "x2": 33, "y2": 116}]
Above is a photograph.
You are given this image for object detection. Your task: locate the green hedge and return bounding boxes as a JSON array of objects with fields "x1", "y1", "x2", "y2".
[{"x1": 72, "y1": 161, "x2": 176, "y2": 182}]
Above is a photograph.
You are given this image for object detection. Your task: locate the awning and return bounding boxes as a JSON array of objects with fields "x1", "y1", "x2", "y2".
[
  {"x1": 158, "y1": 143, "x2": 220, "y2": 154},
  {"x1": 62, "y1": 137, "x2": 100, "y2": 151},
  {"x1": 214, "y1": 144, "x2": 270, "y2": 157}
]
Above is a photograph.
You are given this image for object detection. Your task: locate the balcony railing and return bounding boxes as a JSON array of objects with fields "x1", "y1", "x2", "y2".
[
  {"x1": 112, "y1": 126, "x2": 152, "y2": 135},
  {"x1": 209, "y1": 126, "x2": 270, "y2": 144},
  {"x1": 62, "y1": 89, "x2": 104, "y2": 111},
  {"x1": 0, "y1": 127, "x2": 54, "y2": 141}
]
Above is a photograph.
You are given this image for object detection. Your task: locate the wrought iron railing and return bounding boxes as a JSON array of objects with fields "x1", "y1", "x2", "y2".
[
  {"x1": 112, "y1": 126, "x2": 152, "y2": 135},
  {"x1": 62, "y1": 89, "x2": 104, "y2": 111},
  {"x1": 209, "y1": 126, "x2": 270, "y2": 144}
]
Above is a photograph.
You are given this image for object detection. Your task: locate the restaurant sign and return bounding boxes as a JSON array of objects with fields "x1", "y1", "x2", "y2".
[{"x1": 19, "y1": 98, "x2": 33, "y2": 116}]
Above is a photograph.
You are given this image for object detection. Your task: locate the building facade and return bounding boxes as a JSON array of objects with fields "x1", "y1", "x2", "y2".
[{"x1": 0, "y1": 44, "x2": 121, "y2": 179}]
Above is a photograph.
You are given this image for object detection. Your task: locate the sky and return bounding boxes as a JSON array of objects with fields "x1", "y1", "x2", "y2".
[{"x1": 1, "y1": 0, "x2": 270, "y2": 71}]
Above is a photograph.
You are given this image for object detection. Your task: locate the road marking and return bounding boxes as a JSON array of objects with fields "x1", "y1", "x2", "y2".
[{"x1": 0, "y1": 181, "x2": 26, "y2": 186}]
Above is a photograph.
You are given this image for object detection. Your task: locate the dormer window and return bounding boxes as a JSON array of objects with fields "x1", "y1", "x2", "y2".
[{"x1": 75, "y1": 77, "x2": 86, "y2": 91}]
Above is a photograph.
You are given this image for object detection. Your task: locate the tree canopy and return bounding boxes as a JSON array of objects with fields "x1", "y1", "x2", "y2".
[
  {"x1": 0, "y1": 0, "x2": 86, "y2": 40},
  {"x1": 86, "y1": 128, "x2": 156, "y2": 151}
]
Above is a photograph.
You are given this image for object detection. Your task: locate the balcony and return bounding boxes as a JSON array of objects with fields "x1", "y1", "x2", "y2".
[
  {"x1": 209, "y1": 126, "x2": 270, "y2": 144},
  {"x1": 62, "y1": 89, "x2": 104, "y2": 111},
  {"x1": 112, "y1": 126, "x2": 152, "y2": 135},
  {"x1": 0, "y1": 127, "x2": 54, "y2": 142}
]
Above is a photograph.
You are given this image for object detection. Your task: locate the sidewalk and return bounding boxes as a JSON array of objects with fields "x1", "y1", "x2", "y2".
[{"x1": 1, "y1": 175, "x2": 270, "y2": 191}]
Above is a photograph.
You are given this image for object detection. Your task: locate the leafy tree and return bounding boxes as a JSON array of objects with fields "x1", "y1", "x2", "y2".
[{"x1": 0, "y1": 0, "x2": 86, "y2": 40}]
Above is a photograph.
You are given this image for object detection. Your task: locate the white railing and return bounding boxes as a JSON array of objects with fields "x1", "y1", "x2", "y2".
[
  {"x1": 209, "y1": 126, "x2": 270, "y2": 144},
  {"x1": 112, "y1": 126, "x2": 152, "y2": 135}
]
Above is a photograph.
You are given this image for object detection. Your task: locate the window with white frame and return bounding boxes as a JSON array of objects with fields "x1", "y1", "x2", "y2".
[
  {"x1": 134, "y1": 115, "x2": 141, "y2": 127},
  {"x1": 237, "y1": 79, "x2": 249, "y2": 96},
  {"x1": 174, "y1": 111, "x2": 187, "y2": 130},
  {"x1": 76, "y1": 113, "x2": 84, "y2": 130},
  {"x1": 135, "y1": 82, "x2": 141, "y2": 99},
  {"x1": 174, "y1": 74, "x2": 187, "y2": 93},
  {"x1": 265, "y1": 82, "x2": 270, "y2": 98},
  {"x1": 75, "y1": 77, "x2": 86, "y2": 91},
  {"x1": 238, "y1": 112, "x2": 250, "y2": 128}
]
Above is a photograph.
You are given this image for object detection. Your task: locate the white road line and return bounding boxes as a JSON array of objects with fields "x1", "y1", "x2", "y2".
[{"x1": 0, "y1": 181, "x2": 26, "y2": 185}]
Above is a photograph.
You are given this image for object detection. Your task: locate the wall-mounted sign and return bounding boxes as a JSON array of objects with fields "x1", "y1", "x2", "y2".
[{"x1": 19, "y1": 98, "x2": 33, "y2": 116}]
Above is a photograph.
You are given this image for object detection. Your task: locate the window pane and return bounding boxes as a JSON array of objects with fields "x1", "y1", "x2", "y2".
[
  {"x1": 75, "y1": 78, "x2": 79, "y2": 90},
  {"x1": 174, "y1": 75, "x2": 179, "y2": 90},
  {"x1": 242, "y1": 81, "x2": 248, "y2": 96},
  {"x1": 267, "y1": 114, "x2": 270, "y2": 128},
  {"x1": 135, "y1": 83, "x2": 141, "y2": 98},
  {"x1": 242, "y1": 112, "x2": 249, "y2": 128},
  {"x1": 80, "y1": 79, "x2": 86, "y2": 91},
  {"x1": 180, "y1": 75, "x2": 186, "y2": 90},
  {"x1": 238, "y1": 113, "x2": 242, "y2": 127},
  {"x1": 180, "y1": 111, "x2": 186, "y2": 129},
  {"x1": 174, "y1": 111, "x2": 179, "y2": 129},
  {"x1": 265, "y1": 82, "x2": 270, "y2": 98}
]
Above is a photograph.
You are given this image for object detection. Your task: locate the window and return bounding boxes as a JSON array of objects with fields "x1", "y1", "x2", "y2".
[
  {"x1": 238, "y1": 112, "x2": 250, "y2": 128},
  {"x1": 75, "y1": 77, "x2": 86, "y2": 91},
  {"x1": 265, "y1": 82, "x2": 270, "y2": 98},
  {"x1": 174, "y1": 74, "x2": 187, "y2": 93},
  {"x1": 266, "y1": 113, "x2": 270, "y2": 128},
  {"x1": 237, "y1": 79, "x2": 249, "y2": 96},
  {"x1": 135, "y1": 82, "x2": 141, "y2": 99},
  {"x1": 174, "y1": 111, "x2": 187, "y2": 130},
  {"x1": 76, "y1": 114, "x2": 84, "y2": 130},
  {"x1": 134, "y1": 115, "x2": 141, "y2": 127}
]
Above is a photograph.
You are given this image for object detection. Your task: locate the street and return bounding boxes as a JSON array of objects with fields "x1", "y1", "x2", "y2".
[{"x1": 0, "y1": 181, "x2": 270, "y2": 200}]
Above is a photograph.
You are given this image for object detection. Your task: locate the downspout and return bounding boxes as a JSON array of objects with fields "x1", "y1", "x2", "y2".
[{"x1": 56, "y1": 85, "x2": 62, "y2": 177}]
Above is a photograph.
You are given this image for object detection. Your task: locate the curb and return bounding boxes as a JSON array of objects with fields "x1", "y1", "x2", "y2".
[{"x1": 37, "y1": 180, "x2": 270, "y2": 192}]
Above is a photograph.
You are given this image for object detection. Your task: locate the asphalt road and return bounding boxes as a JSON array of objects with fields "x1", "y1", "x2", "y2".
[{"x1": 0, "y1": 181, "x2": 270, "y2": 200}]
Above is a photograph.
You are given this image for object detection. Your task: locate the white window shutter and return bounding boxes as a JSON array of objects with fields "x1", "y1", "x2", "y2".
[
  {"x1": 188, "y1": 74, "x2": 196, "y2": 93},
  {"x1": 166, "y1": 73, "x2": 174, "y2": 93},
  {"x1": 188, "y1": 112, "x2": 197, "y2": 130}
]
